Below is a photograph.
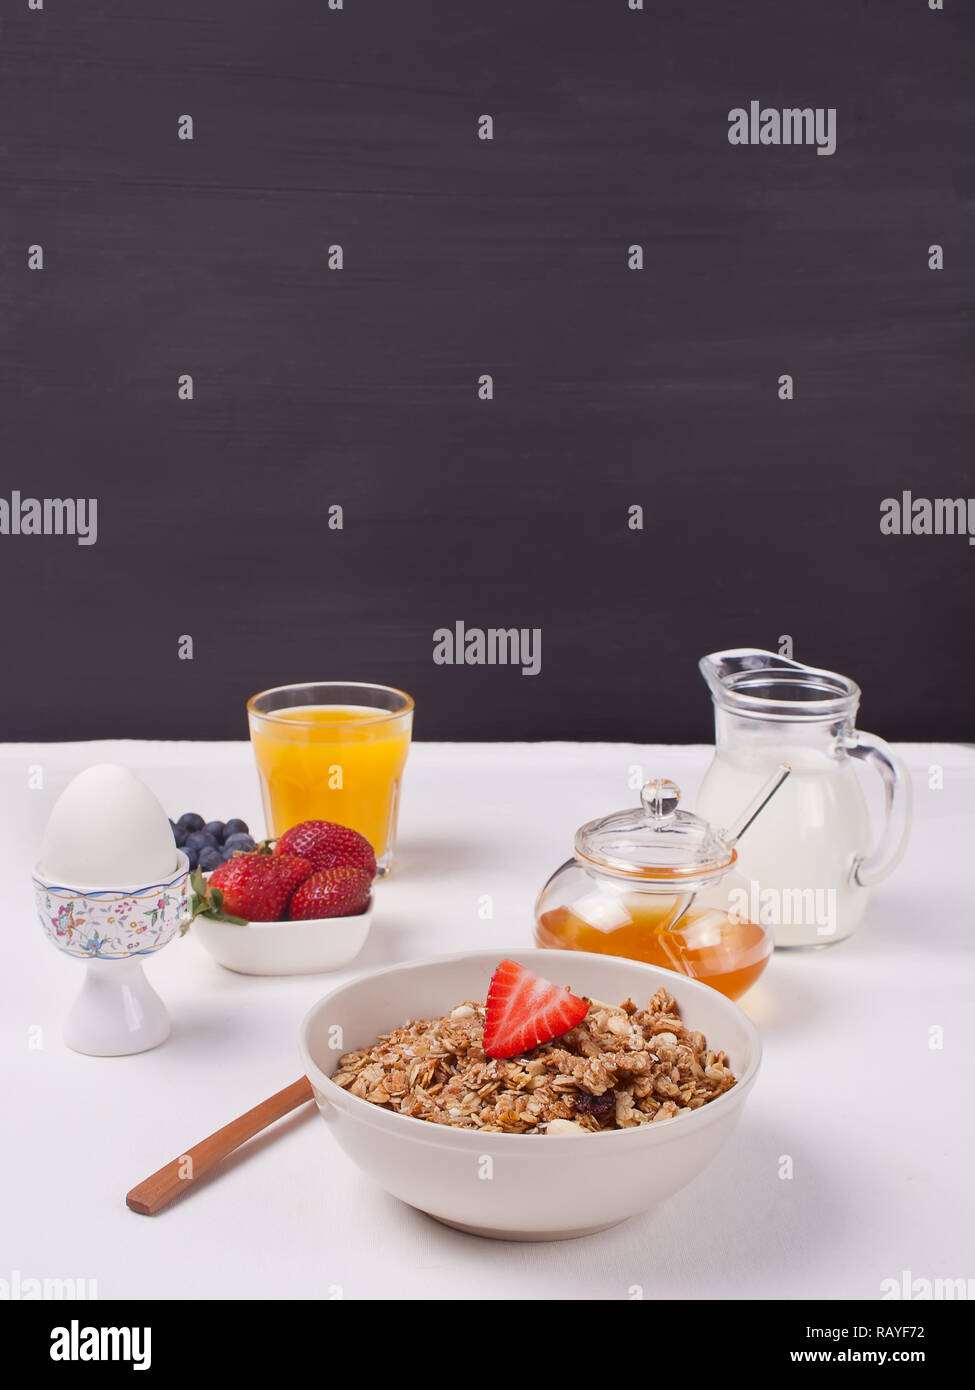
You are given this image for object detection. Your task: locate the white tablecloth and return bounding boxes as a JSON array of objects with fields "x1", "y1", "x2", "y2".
[{"x1": 2, "y1": 740, "x2": 972, "y2": 1300}]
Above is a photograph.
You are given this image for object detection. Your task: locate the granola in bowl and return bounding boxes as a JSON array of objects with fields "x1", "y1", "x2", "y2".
[
  {"x1": 303, "y1": 950, "x2": 761, "y2": 1239},
  {"x1": 331, "y1": 968, "x2": 737, "y2": 1134}
]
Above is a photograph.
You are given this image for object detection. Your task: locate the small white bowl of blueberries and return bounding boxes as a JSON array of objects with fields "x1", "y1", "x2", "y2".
[{"x1": 171, "y1": 814, "x2": 375, "y2": 977}]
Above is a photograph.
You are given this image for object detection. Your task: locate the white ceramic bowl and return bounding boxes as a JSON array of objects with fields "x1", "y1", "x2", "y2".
[
  {"x1": 194, "y1": 899, "x2": 373, "y2": 976},
  {"x1": 299, "y1": 948, "x2": 761, "y2": 1241}
]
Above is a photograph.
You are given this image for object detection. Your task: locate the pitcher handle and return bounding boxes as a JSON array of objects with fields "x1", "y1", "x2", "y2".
[{"x1": 844, "y1": 732, "x2": 913, "y2": 887}]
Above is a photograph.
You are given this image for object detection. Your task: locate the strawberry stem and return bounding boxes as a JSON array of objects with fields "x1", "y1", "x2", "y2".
[{"x1": 180, "y1": 868, "x2": 249, "y2": 933}]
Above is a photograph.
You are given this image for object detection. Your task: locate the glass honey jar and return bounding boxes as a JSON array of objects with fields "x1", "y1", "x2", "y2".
[{"x1": 534, "y1": 778, "x2": 778, "y2": 1000}]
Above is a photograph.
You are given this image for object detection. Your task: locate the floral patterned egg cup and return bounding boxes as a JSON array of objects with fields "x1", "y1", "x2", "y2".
[{"x1": 32, "y1": 853, "x2": 191, "y2": 1056}]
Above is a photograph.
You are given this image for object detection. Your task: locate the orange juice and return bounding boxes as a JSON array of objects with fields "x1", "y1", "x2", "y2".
[
  {"x1": 249, "y1": 704, "x2": 412, "y2": 870},
  {"x1": 535, "y1": 897, "x2": 770, "y2": 1000}
]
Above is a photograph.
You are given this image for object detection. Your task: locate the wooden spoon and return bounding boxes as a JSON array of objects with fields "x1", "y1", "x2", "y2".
[{"x1": 126, "y1": 1075, "x2": 315, "y2": 1215}]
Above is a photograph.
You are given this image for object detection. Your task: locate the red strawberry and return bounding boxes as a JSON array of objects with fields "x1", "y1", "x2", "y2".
[
  {"x1": 207, "y1": 852, "x2": 312, "y2": 922},
  {"x1": 483, "y1": 960, "x2": 589, "y2": 1060},
  {"x1": 288, "y1": 865, "x2": 372, "y2": 920},
  {"x1": 274, "y1": 820, "x2": 376, "y2": 881}
]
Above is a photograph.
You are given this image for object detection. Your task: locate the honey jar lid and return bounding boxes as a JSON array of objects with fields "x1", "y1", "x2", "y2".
[{"x1": 573, "y1": 779, "x2": 736, "y2": 886}]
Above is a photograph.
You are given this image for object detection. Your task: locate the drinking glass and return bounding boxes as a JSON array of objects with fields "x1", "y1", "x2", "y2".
[{"x1": 247, "y1": 682, "x2": 414, "y2": 877}]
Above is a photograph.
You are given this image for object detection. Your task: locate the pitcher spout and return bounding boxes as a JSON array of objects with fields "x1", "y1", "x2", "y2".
[
  {"x1": 699, "y1": 649, "x2": 798, "y2": 698},
  {"x1": 699, "y1": 648, "x2": 860, "y2": 721}
]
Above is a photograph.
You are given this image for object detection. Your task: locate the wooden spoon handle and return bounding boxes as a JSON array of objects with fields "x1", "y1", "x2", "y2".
[{"x1": 126, "y1": 1075, "x2": 315, "y2": 1216}]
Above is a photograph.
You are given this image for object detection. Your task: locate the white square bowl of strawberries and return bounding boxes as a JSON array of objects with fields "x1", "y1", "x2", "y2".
[{"x1": 188, "y1": 820, "x2": 375, "y2": 976}]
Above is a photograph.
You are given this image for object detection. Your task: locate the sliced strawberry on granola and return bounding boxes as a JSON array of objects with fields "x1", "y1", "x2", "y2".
[{"x1": 483, "y1": 959, "x2": 589, "y2": 1060}]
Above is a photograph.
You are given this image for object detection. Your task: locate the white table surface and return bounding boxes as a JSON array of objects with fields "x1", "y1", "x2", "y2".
[{"x1": 2, "y1": 739, "x2": 972, "y2": 1301}]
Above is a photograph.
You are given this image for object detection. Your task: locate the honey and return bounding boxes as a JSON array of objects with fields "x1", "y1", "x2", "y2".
[{"x1": 535, "y1": 896, "x2": 770, "y2": 1000}]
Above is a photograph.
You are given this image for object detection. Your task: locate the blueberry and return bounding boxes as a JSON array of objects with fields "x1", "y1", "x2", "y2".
[
  {"x1": 170, "y1": 819, "x2": 188, "y2": 847},
  {"x1": 223, "y1": 818, "x2": 249, "y2": 838},
  {"x1": 185, "y1": 829, "x2": 218, "y2": 851},
  {"x1": 177, "y1": 812, "x2": 205, "y2": 833},
  {"x1": 198, "y1": 846, "x2": 224, "y2": 872},
  {"x1": 204, "y1": 820, "x2": 226, "y2": 843},
  {"x1": 185, "y1": 846, "x2": 200, "y2": 871},
  {"x1": 220, "y1": 845, "x2": 236, "y2": 862},
  {"x1": 224, "y1": 832, "x2": 256, "y2": 854}
]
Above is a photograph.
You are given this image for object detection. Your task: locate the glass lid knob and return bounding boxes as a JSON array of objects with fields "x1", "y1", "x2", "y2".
[{"x1": 641, "y1": 779, "x2": 681, "y2": 823}]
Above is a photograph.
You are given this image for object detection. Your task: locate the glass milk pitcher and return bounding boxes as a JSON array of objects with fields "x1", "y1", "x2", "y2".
[{"x1": 694, "y1": 649, "x2": 912, "y2": 948}]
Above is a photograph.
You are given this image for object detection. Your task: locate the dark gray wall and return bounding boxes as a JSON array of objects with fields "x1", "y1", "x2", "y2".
[{"x1": 2, "y1": 0, "x2": 972, "y2": 742}]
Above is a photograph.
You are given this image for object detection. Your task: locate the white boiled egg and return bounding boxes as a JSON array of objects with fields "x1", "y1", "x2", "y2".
[{"x1": 40, "y1": 764, "x2": 179, "y2": 889}]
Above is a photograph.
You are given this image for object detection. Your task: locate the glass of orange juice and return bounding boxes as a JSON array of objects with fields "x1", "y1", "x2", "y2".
[{"x1": 247, "y1": 682, "x2": 414, "y2": 877}]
